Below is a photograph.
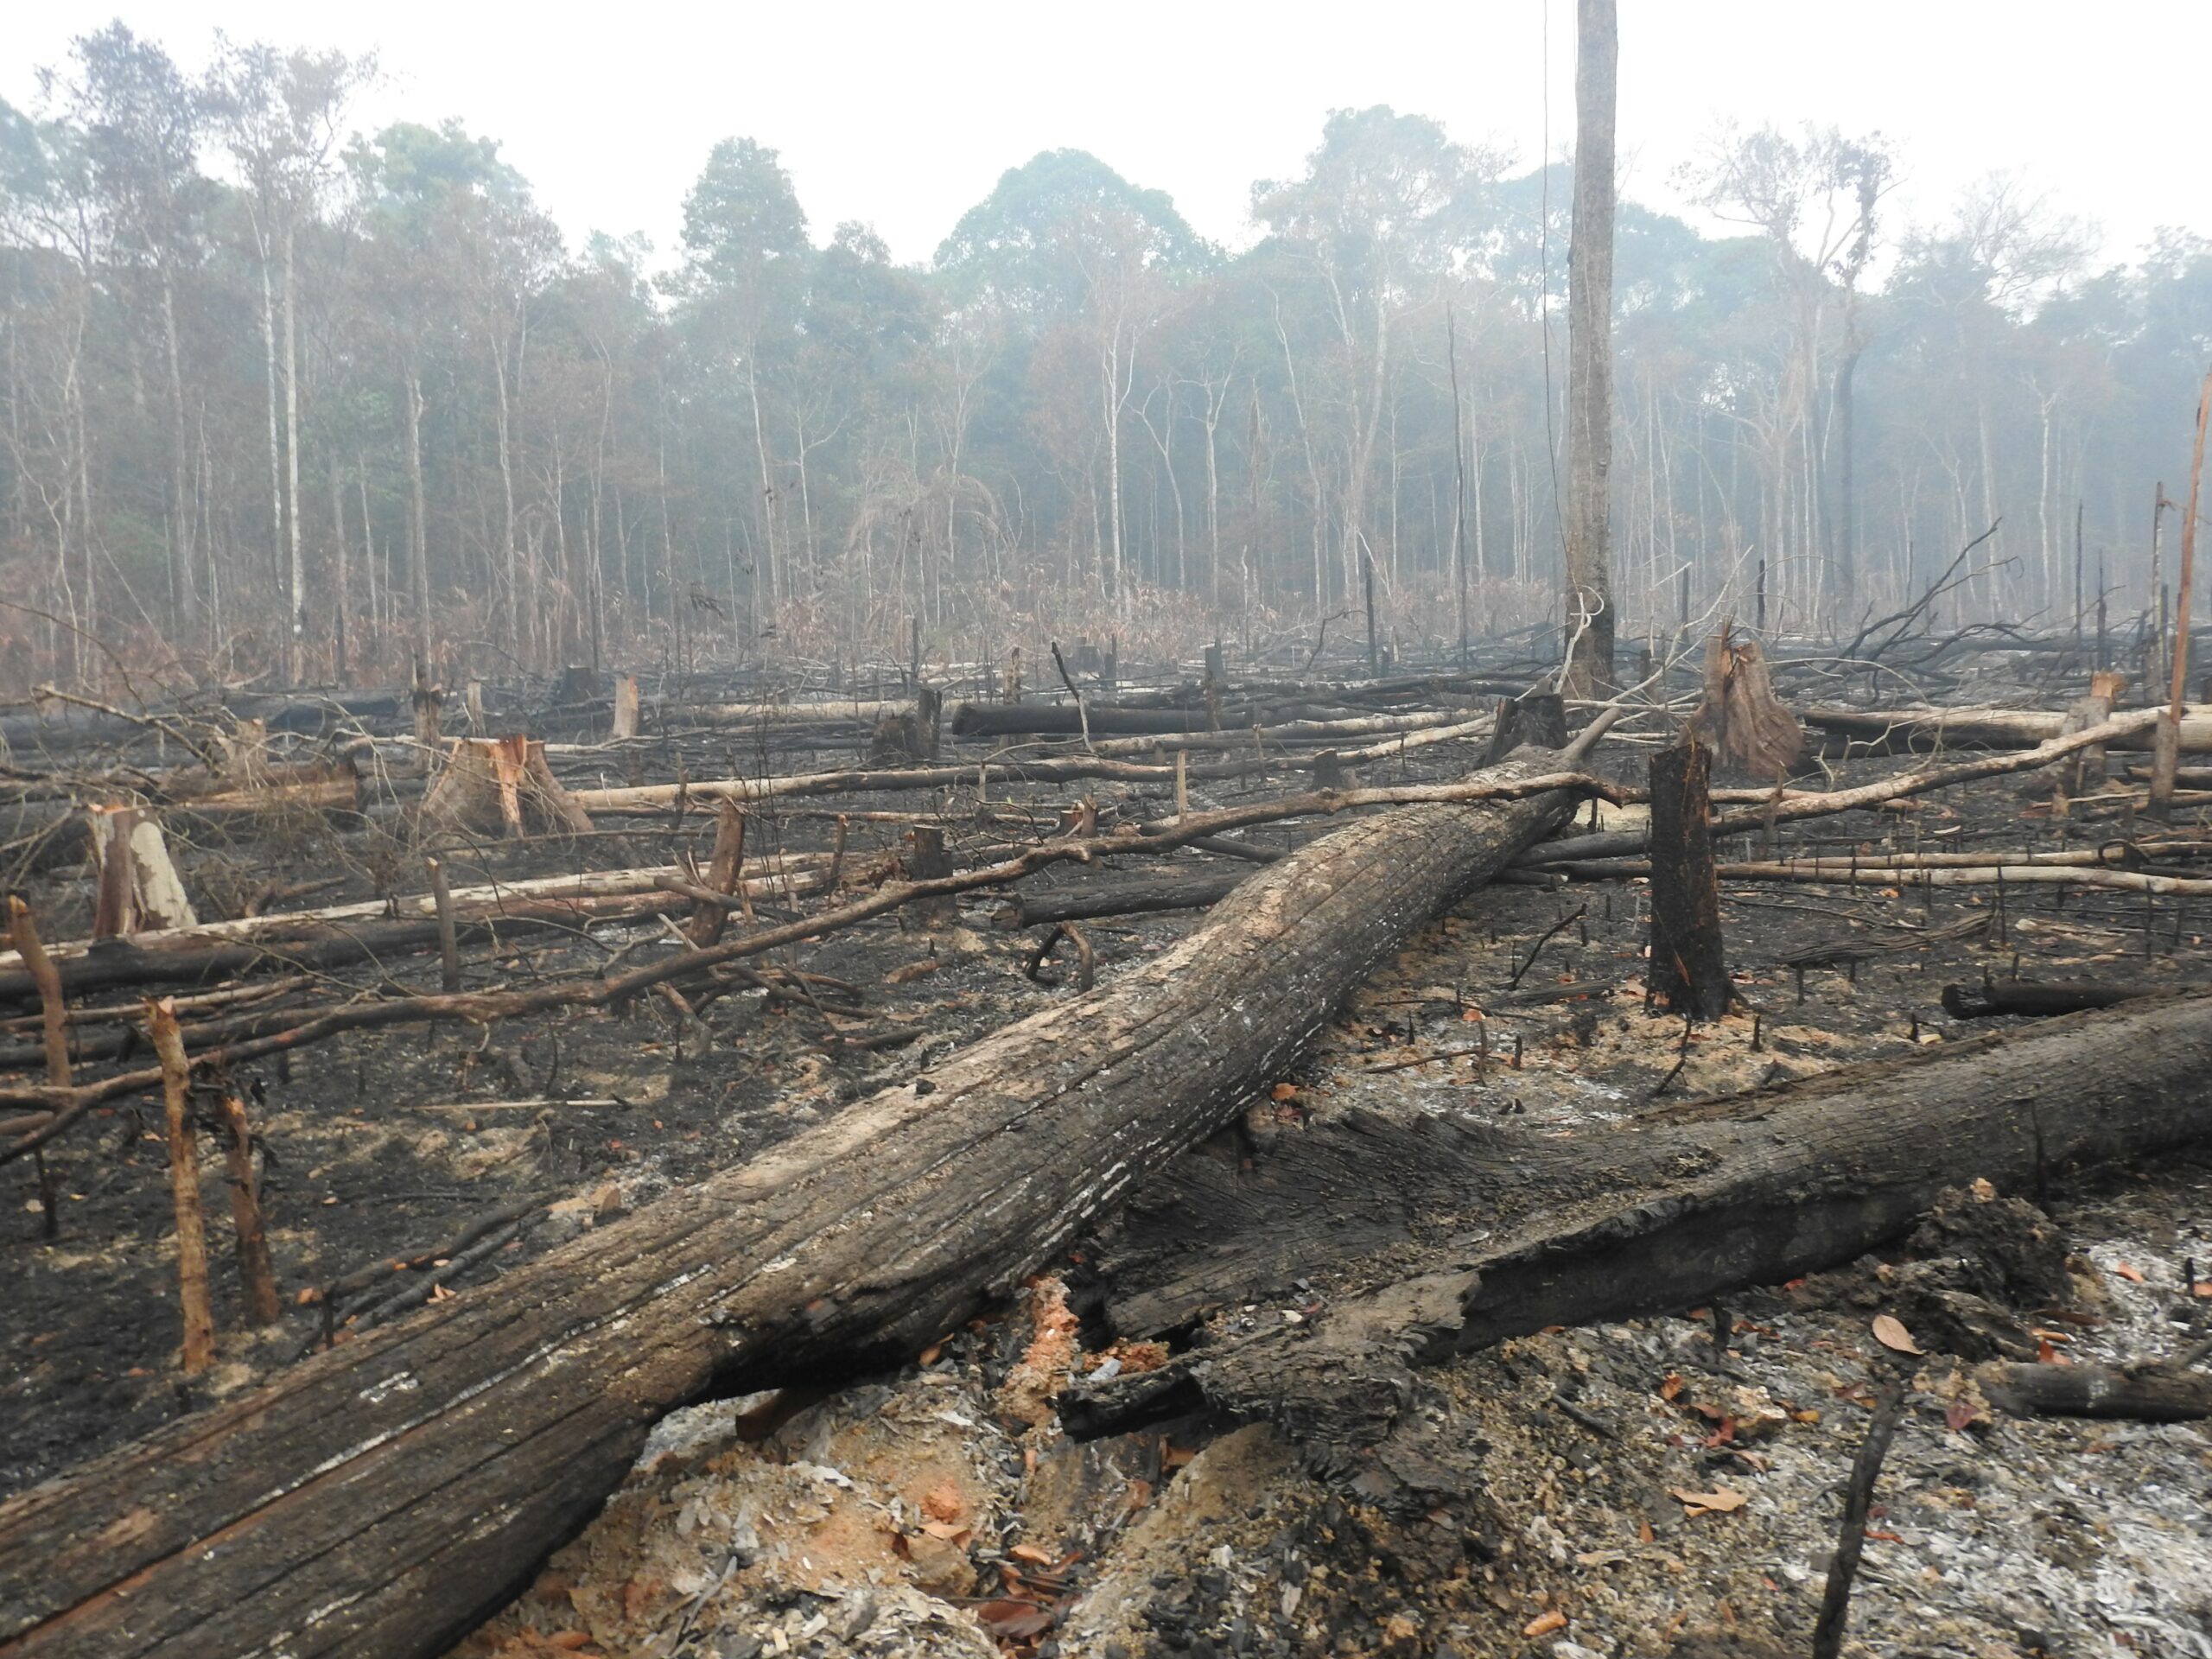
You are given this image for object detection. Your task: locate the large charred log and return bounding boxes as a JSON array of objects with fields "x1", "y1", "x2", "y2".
[
  {"x1": 1062, "y1": 991, "x2": 2212, "y2": 1460},
  {"x1": 0, "y1": 741, "x2": 1596, "y2": 1659}
]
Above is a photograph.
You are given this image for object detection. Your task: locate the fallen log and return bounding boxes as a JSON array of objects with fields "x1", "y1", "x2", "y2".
[
  {"x1": 0, "y1": 735, "x2": 1605, "y2": 1659},
  {"x1": 1941, "y1": 980, "x2": 2174, "y2": 1019},
  {"x1": 1062, "y1": 990, "x2": 2212, "y2": 1454},
  {"x1": 1976, "y1": 1360, "x2": 2212, "y2": 1421},
  {"x1": 1808, "y1": 703, "x2": 2212, "y2": 753},
  {"x1": 0, "y1": 857, "x2": 830, "y2": 999},
  {"x1": 568, "y1": 715, "x2": 1499, "y2": 815},
  {"x1": 992, "y1": 864, "x2": 1251, "y2": 928}
]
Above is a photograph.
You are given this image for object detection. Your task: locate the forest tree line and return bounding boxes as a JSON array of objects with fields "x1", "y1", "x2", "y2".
[{"x1": 3, "y1": 22, "x2": 2208, "y2": 691}]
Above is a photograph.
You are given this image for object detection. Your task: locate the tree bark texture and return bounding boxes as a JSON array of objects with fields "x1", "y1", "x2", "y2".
[{"x1": 0, "y1": 747, "x2": 1587, "y2": 1659}]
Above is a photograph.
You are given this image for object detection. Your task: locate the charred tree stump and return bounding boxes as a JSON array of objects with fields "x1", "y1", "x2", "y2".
[
  {"x1": 688, "y1": 802, "x2": 748, "y2": 948},
  {"x1": 410, "y1": 661, "x2": 442, "y2": 773},
  {"x1": 422, "y1": 738, "x2": 593, "y2": 839},
  {"x1": 147, "y1": 999, "x2": 215, "y2": 1376},
  {"x1": 89, "y1": 807, "x2": 197, "y2": 938},
  {"x1": 217, "y1": 1092, "x2": 281, "y2": 1327},
  {"x1": 1647, "y1": 737, "x2": 1729, "y2": 1019},
  {"x1": 0, "y1": 746, "x2": 1596, "y2": 1659},
  {"x1": 1482, "y1": 691, "x2": 1567, "y2": 766},
  {"x1": 906, "y1": 824, "x2": 957, "y2": 928}
]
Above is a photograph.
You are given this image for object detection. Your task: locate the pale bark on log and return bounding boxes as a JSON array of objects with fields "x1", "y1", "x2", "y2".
[
  {"x1": 1809, "y1": 703, "x2": 2212, "y2": 753},
  {"x1": 569, "y1": 715, "x2": 1498, "y2": 813},
  {"x1": 1063, "y1": 990, "x2": 2212, "y2": 1454},
  {"x1": 0, "y1": 858, "x2": 827, "y2": 986},
  {"x1": 0, "y1": 745, "x2": 1592, "y2": 1659}
]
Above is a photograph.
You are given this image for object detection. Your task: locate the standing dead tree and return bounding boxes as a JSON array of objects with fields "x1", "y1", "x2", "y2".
[{"x1": 1562, "y1": 0, "x2": 1618, "y2": 696}]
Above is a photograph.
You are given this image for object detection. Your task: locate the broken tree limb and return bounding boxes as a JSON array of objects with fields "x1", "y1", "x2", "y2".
[
  {"x1": 0, "y1": 735, "x2": 1609, "y2": 1659},
  {"x1": 1061, "y1": 989, "x2": 2212, "y2": 1453},
  {"x1": 6, "y1": 899, "x2": 67, "y2": 1085},
  {"x1": 1516, "y1": 709, "x2": 2163, "y2": 867}
]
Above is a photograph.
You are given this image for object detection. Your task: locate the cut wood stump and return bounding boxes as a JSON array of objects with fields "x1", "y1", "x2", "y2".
[
  {"x1": 88, "y1": 807, "x2": 197, "y2": 938},
  {"x1": 421, "y1": 736, "x2": 594, "y2": 838}
]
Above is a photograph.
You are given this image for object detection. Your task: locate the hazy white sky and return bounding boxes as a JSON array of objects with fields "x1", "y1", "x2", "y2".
[{"x1": 7, "y1": 2, "x2": 2207, "y2": 270}]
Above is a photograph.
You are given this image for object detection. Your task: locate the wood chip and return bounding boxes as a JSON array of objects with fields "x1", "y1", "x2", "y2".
[
  {"x1": 1522, "y1": 1609, "x2": 1567, "y2": 1637},
  {"x1": 1670, "y1": 1486, "x2": 1748, "y2": 1516}
]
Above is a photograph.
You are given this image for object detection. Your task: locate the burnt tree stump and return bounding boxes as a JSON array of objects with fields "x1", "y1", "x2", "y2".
[{"x1": 1647, "y1": 736, "x2": 1729, "y2": 1019}]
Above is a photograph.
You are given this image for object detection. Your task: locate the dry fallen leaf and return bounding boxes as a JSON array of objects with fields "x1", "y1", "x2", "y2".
[
  {"x1": 2196, "y1": 1281, "x2": 2212, "y2": 1300},
  {"x1": 886, "y1": 958, "x2": 940, "y2": 984},
  {"x1": 1522, "y1": 1610, "x2": 1568, "y2": 1637},
  {"x1": 976, "y1": 1600, "x2": 1053, "y2": 1640},
  {"x1": 1270, "y1": 1081, "x2": 1298, "y2": 1101},
  {"x1": 1670, "y1": 1487, "x2": 1749, "y2": 1516},
  {"x1": 1872, "y1": 1314, "x2": 1923, "y2": 1356},
  {"x1": 1009, "y1": 1543, "x2": 1056, "y2": 1567},
  {"x1": 1658, "y1": 1373, "x2": 1685, "y2": 1402},
  {"x1": 2113, "y1": 1261, "x2": 2146, "y2": 1284}
]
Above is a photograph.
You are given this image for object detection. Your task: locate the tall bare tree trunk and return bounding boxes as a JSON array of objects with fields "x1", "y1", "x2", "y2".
[
  {"x1": 283, "y1": 223, "x2": 305, "y2": 684},
  {"x1": 329, "y1": 463, "x2": 349, "y2": 683},
  {"x1": 1563, "y1": 0, "x2": 1618, "y2": 695},
  {"x1": 258, "y1": 253, "x2": 285, "y2": 656},
  {"x1": 159, "y1": 266, "x2": 198, "y2": 639},
  {"x1": 493, "y1": 344, "x2": 522, "y2": 665},
  {"x1": 404, "y1": 365, "x2": 431, "y2": 668}
]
